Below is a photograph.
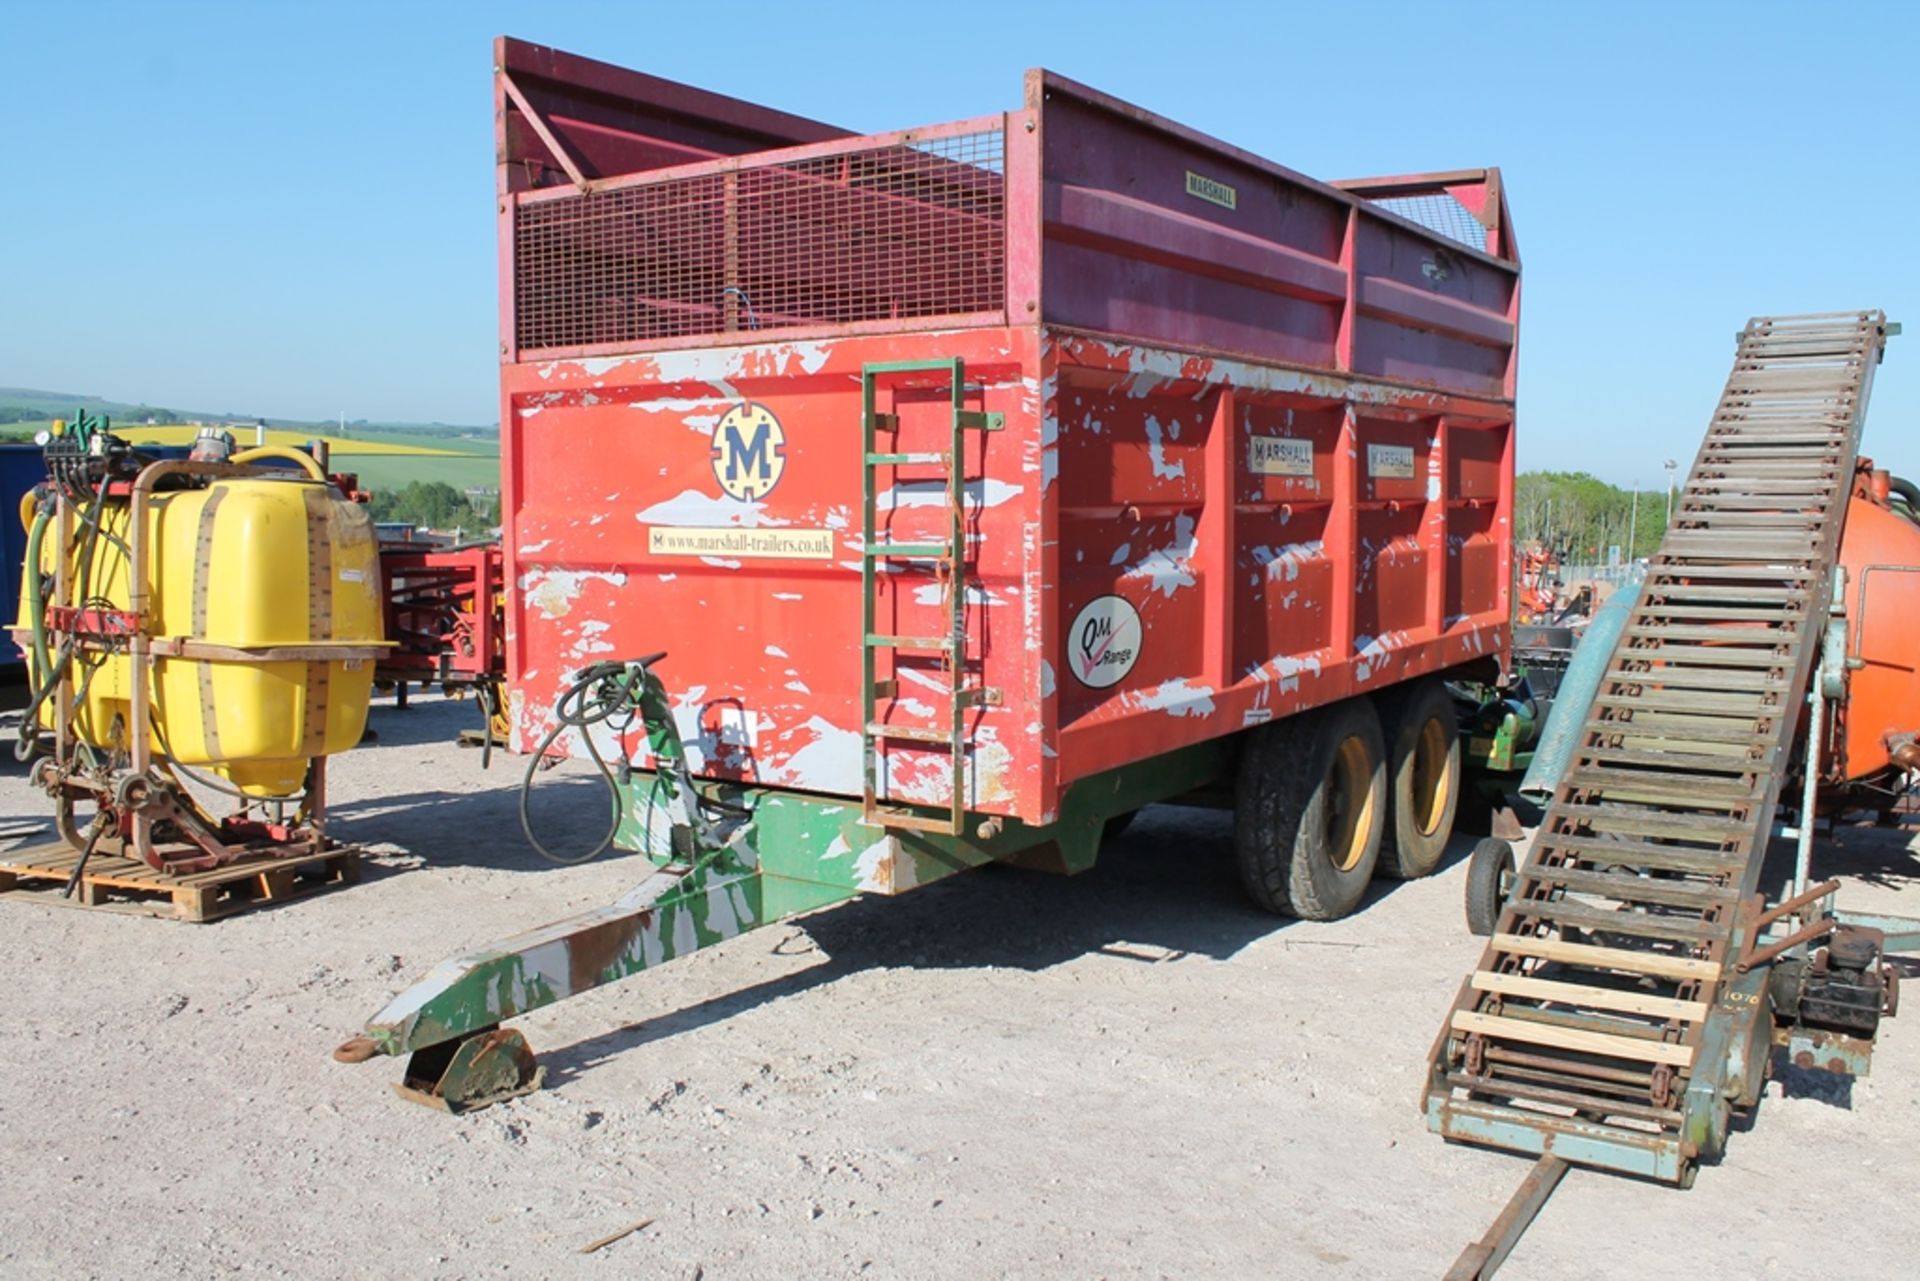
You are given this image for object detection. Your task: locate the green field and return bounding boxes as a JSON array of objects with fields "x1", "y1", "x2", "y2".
[
  {"x1": 0, "y1": 388, "x2": 500, "y2": 502},
  {"x1": 337, "y1": 448, "x2": 500, "y2": 492},
  {"x1": 0, "y1": 420, "x2": 499, "y2": 496}
]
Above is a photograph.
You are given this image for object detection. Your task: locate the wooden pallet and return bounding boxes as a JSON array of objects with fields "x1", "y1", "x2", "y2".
[{"x1": 0, "y1": 840, "x2": 361, "y2": 922}]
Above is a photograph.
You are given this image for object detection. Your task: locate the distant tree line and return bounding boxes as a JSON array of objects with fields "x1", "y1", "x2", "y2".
[
  {"x1": 0, "y1": 405, "x2": 180, "y2": 426},
  {"x1": 1517, "y1": 471, "x2": 1673, "y2": 563},
  {"x1": 368, "y1": 480, "x2": 498, "y2": 531}
]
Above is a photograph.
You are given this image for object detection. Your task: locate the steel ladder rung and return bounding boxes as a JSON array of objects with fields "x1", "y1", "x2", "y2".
[
  {"x1": 1592, "y1": 737, "x2": 1768, "y2": 759},
  {"x1": 1684, "y1": 479, "x2": 1837, "y2": 493},
  {"x1": 866, "y1": 633, "x2": 955, "y2": 651},
  {"x1": 1700, "y1": 441, "x2": 1841, "y2": 454},
  {"x1": 1536, "y1": 835, "x2": 1747, "y2": 875},
  {"x1": 1614, "y1": 645, "x2": 1792, "y2": 667},
  {"x1": 1508, "y1": 895, "x2": 1725, "y2": 944},
  {"x1": 1450, "y1": 1013, "x2": 1696, "y2": 1069},
  {"x1": 1552, "y1": 807, "x2": 1755, "y2": 842},
  {"x1": 1586, "y1": 724, "x2": 1770, "y2": 748},
  {"x1": 1630, "y1": 605, "x2": 1800, "y2": 622},
  {"x1": 1585, "y1": 705, "x2": 1766, "y2": 730},
  {"x1": 1644, "y1": 564, "x2": 1814, "y2": 580},
  {"x1": 1604, "y1": 670, "x2": 1787, "y2": 693},
  {"x1": 1621, "y1": 624, "x2": 1791, "y2": 643},
  {"x1": 866, "y1": 721, "x2": 954, "y2": 745},
  {"x1": 1601, "y1": 670, "x2": 1784, "y2": 694},
  {"x1": 864, "y1": 804, "x2": 958, "y2": 835},
  {"x1": 1470, "y1": 970, "x2": 1711, "y2": 1022},
  {"x1": 1524, "y1": 866, "x2": 1737, "y2": 911},
  {"x1": 1475, "y1": 1000, "x2": 1691, "y2": 1049},
  {"x1": 1556, "y1": 788, "x2": 1754, "y2": 816},
  {"x1": 1562, "y1": 769, "x2": 1757, "y2": 803},
  {"x1": 1635, "y1": 584, "x2": 1804, "y2": 602},
  {"x1": 1590, "y1": 692, "x2": 1772, "y2": 717},
  {"x1": 865, "y1": 450, "x2": 953, "y2": 466},
  {"x1": 859, "y1": 357, "x2": 986, "y2": 838},
  {"x1": 1579, "y1": 747, "x2": 1759, "y2": 773},
  {"x1": 1657, "y1": 551, "x2": 1821, "y2": 567},
  {"x1": 1442, "y1": 1073, "x2": 1683, "y2": 1126},
  {"x1": 1487, "y1": 931, "x2": 1720, "y2": 982}
]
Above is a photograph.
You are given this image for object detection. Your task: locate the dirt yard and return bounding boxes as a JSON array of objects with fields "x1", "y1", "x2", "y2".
[{"x1": 1, "y1": 694, "x2": 1915, "y2": 1279}]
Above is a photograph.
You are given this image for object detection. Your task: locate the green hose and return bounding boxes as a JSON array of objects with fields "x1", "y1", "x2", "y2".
[
  {"x1": 22, "y1": 504, "x2": 50, "y2": 693},
  {"x1": 17, "y1": 493, "x2": 107, "y2": 759}
]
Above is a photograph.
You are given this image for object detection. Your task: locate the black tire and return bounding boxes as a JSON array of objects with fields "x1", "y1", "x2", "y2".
[
  {"x1": 1234, "y1": 698, "x2": 1387, "y2": 920},
  {"x1": 1465, "y1": 837, "x2": 1515, "y2": 937},
  {"x1": 1378, "y1": 679, "x2": 1461, "y2": 880}
]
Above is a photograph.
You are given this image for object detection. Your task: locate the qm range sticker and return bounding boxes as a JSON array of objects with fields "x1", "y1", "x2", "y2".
[
  {"x1": 1367, "y1": 443, "x2": 1416, "y2": 479},
  {"x1": 1069, "y1": 594, "x2": 1142, "y2": 689},
  {"x1": 711, "y1": 402, "x2": 786, "y2": 501}
]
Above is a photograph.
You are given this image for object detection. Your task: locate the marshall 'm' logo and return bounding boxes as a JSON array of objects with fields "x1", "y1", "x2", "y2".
[{"x1": 710, "y1": 402, "x2": 786, "y2": 501}]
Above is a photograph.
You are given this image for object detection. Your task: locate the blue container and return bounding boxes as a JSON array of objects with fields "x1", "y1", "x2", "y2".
[{"x1": 0, "y1": 444, "x2": 47, "y2": 671}]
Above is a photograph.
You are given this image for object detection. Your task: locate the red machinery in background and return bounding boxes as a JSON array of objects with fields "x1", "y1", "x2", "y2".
[
  {"x1": 375, "y1": 539, "x2": 507, "y2": 736},
  {"x1": 1831, "y1": 462, "x2": 1920, "y2": 795},
  {"x1": 1516, "y1": 543, "x2": 1563, "y2": 621}
]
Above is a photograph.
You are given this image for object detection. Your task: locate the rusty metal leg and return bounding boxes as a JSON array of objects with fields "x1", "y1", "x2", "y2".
[{"x1": 1445, "y1": 1155, "x2": 1569, "y2": 1281}]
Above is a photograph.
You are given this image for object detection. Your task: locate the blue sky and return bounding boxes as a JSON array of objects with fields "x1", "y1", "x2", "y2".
[{"x1": 3, "y1": 0, "x2": 1913, "y2": 484}]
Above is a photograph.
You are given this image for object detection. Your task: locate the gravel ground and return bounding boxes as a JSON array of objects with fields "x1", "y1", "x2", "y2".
[{"x1": 0, "y1": 693, "x2": 1916, "y2": 1280}]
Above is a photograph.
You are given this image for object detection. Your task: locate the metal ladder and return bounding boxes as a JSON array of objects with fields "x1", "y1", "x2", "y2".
[
  {"x1": 859, "y1": 359, "x2": 1001, "y2": 837},
  {"x1": 1425, "y1": 312, "x2": 1890, "y2": 1184}
]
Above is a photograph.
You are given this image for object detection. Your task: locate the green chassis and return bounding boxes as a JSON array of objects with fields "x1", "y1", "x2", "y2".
[{"x1": 337, "y1": 660, "x2": 1232, "y2": 1105}]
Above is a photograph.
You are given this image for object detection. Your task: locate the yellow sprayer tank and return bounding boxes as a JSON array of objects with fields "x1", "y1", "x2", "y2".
[{"x1": 25, "y1": 472, "x2": 382, "y2": 795}]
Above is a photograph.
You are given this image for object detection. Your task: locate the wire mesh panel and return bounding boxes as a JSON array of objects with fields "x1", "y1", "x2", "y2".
[
  {"x1": 514, "y1": 128, "x2": 1007, "y2": 353},
  {"x1": 1369, "y1": 193, "x2": 1489, "y2": 253}
]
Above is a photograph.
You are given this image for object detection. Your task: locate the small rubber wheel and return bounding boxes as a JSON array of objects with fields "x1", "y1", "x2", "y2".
[
  {"x1": 1465, "y1": 837, "x2": 1516, "y2": 936},
  {"x1": 1235, "y1": 697, "x2": 1386, "y2": 920},
  {"x1": 1377, "y1": 679, "x2": 1461, "y2": 880}
]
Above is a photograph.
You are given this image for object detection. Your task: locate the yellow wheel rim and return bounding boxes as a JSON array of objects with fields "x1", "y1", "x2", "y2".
[
  {"x1": 1411, "y1": 716, "x2": 1452, "y2": 839},
  {"x1": 1327, "y1": 735, "x2": 1377, "y2": 872}
]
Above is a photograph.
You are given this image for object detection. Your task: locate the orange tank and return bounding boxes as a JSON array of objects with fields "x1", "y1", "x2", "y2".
[{"x1": 1836, "y1": 477, "x2": 1920, "y2": 781}]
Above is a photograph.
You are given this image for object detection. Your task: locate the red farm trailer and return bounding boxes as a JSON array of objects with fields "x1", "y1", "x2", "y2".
[{"x1": 337, "y1": 37, "x2": 1520, "y2": 1107}]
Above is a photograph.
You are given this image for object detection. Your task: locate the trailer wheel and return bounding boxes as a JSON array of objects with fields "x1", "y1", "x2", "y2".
[
  {"x1": 1235, "y1": 698, "x2": 1386, "y2": 920},
  {"x1": 1464, "y1": 837, "x2": 1516, "y2": 937},
  {"x1": 1378, "y1": 679, "x2": 1461, "y2": 880}
]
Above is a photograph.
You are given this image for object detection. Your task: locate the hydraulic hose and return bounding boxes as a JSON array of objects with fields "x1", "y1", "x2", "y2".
[
  {"x1": 1888, "y1": 475, "x2": 1920, "y2": 525},
  {"x1": 17, "y1": 484, "x2": 113, "y2": 759},
  {"x1": 22, "y1": 505, "x2": 50, "y2": 692},
  {"x1": 518, "y1": 663, "x2": 641, "y2": 865}
]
